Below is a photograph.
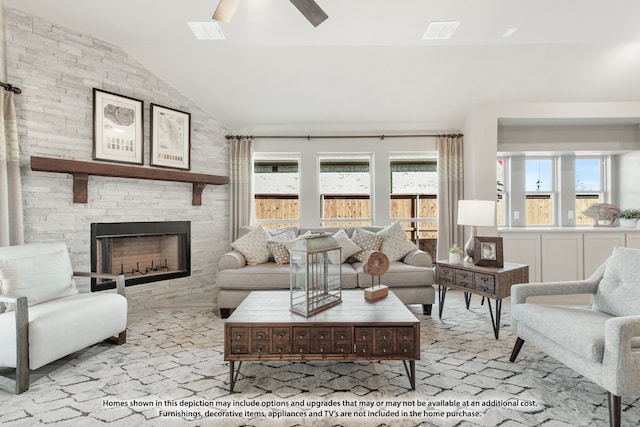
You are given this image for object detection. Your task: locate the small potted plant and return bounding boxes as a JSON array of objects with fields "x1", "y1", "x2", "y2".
[
  {"x1": 617, "y1": 209, "x2": 640, "y2": 228},
  {"x1": 449, "y1": 244, "x2": 463, "y2": 264}
]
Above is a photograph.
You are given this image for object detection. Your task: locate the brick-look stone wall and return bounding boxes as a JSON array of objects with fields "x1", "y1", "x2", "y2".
[{"x1": 5, "y1": 8, "x2": 231, "y2": 312}]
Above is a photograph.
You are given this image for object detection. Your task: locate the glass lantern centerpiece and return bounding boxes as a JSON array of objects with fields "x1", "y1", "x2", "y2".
[{"x1": 286, "y1": 232, "x2": 342, "y2": 317}]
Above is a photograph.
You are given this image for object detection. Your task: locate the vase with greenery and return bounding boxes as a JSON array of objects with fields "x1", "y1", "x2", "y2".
[
  {"x1": 449, "y1": 244, "x2": 463, "y2": 264},
  {"x1": 617, "y1": 209, "x2": 640, "y2": 228}
]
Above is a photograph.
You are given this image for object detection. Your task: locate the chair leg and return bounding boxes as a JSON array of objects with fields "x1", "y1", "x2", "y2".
[
  {"x1": 106, "y1": 330, "x2": 127, "y2": 345},
  {"x1": 510, "y1": 337, "x2": 525, "y2": 362},
  {"x1": 608, "y1": 393, "x2": 621, "y2": 427},
  {"x1": 422, "y1": 304, "x2": 433, "y2": 315}
]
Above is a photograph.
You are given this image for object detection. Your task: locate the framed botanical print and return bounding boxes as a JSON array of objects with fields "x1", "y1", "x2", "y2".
[
  {"x1": 93, "y1": 88, "x2": 144, "y2": 164},
  {"x1": 150, "y1": 104, "x2": 191, "y2": 170},
  {"x1": 474, "y1": 236, "x2": 504, "y2": 267}
]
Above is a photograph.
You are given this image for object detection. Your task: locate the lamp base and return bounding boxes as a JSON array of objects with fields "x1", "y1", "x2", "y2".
[{"x1": 464, "y1": 234, "x2": 475, "y2": 263}]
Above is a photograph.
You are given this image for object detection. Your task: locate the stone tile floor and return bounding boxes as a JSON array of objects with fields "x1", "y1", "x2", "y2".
[{"x1": 1, "y1": 291, "x2": 639, "y2": 426}]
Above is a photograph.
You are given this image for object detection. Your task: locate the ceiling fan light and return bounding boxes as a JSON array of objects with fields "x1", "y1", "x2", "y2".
[{"x1": 212, "y1": 0, "x2": 240, "y2": 23}]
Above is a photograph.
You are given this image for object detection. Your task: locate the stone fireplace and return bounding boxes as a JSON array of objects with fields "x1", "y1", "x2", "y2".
[{"x1": 91, "y1": 221, "x2": 191, "y2": 291}]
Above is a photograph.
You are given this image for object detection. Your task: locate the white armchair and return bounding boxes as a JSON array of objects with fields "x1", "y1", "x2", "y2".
[
  {"x1": 509, "y1": 246, "x2": 640, "y2": 427},
  {"x1": 0, "y1": 242, "x2": 128, "y2": 394}
]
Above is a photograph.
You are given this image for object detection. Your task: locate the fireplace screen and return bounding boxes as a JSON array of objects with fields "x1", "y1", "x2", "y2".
[{"x1": 91, "y1": 221, "x2": 190, "y2": 291}]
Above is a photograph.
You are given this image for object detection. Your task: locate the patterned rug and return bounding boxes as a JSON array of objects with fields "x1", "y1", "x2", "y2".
[{"x1": 1, "y1": 292, "x2": 638, "y2": 427}]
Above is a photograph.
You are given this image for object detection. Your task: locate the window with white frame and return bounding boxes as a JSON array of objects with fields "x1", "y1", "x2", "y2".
[
  {"x1": 319, "y1": 154, "x2": 372, "y2": 227},
  {"x1": 525, "y1": 158, "x2": 554, "y2": 225},
  {"x1": 575, "y1": 157, "x2": 605, "y2": 225},
  {"x1": 389, "y1": 155, "x2": 438, "y2": 244},
  {"x1": 253, "y1": 154, "x2": 300, "y2": 229}
]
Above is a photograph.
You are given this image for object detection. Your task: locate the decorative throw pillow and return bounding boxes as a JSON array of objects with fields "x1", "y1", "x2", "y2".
[
  {"x1": 231, "y1": 225, "x2": 272, "y2": 265},
  {"x1": 0, "y1": 245, "x2": 78, "y2": 311},
  {"x1": 266, "y1": 229, "x2": 297, "y2": 265},
  {"x1": 327, "y1": 229, "x2": 361, "y2": 264},
  {"x1": 593, "y1": 246, "x2": 640, "y2": 317},
  {"x1": 379, "y1": 222, "x2": 418, "y2": 262},
  {"x1": 351, "y1": 227, "x2": 384, "y2": 262}
]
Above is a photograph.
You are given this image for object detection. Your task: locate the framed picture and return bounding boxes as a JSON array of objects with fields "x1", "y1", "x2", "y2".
[
  {"x1": 93, "y1": 88, "x2": 144, "y2": 165},
  {"x1": 150, "y1": 104, "x2": 191, "y2": 170},
  {"x1": 474, "y1": 236, "x2": 504, "y2": 267}
]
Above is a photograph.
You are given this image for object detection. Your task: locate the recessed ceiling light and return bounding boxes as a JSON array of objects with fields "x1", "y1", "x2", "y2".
[
  {"x1": 187, "y1": 22, "x2": 225, "y2": 40},
  {"x1": 503, "y1": 27, "x2": 518, "y2": 38},
  {"x1": 422, "y1": 21, "x2": 460, "y2": 40}
]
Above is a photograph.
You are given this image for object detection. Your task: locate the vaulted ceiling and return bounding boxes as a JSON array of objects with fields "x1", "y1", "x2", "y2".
[{"x1": 4, "y1": 0, "x2": 640, "y2": 133}]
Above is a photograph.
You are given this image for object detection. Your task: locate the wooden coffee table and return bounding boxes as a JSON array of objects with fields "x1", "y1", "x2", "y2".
[{"x1": 224, "y1": 290, "x2": 420, "y2": 391}]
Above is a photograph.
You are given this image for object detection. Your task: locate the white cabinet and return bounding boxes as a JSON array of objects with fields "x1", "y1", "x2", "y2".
[
  {"x1": 501, "y1": 233, "x2": 542, "y2": 282},
  {"x1": 499, "y1": 229, "x2": 640, "y2": 283},
  {"x1": 583, "y1": 232, "x2": 626, "y2": 278},
  {"x1": 541, "y1": 233, "x2": 584, "y2": 281}
]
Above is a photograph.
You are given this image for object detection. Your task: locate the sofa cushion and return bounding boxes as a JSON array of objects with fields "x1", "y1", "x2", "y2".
[
  {"x1": 0, "y1": 242, "x2": 78, "y2": 311},
  {"x1": 351, "y1": 227, "x2": 384, "y2": 262},
  {"x1": 231, "y1": 226, "x2": 272, "y2": 265},
  {"x1": 379, "y1": 222, "x2": 418, "y2": 262},
  {"x1": 593, "y1": 246, "x2": 640, "y2": 317},
  {"x1": 216, "y1": 262, "x2": 359, "y2": 290},
  {"x1": 353, "y1": 261, "x2": 434, "y2": 288},
  {"x1": 511, "y1": 303, "x2": 612, "y2": 362},
  {"x1": 266, "y1": 229, "x2": 297, "y2": 265},
  {"x1": 328, "y1": 229, "x2": 361, "y2": 264}
]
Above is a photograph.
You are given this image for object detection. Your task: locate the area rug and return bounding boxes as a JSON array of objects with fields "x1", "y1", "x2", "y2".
[{"x1": 1, "y1": 293, "x2": 638, "y2": 427}]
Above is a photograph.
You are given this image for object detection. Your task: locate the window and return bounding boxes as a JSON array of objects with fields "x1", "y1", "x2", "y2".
[
  {"x1": 525, "y1": 158, "x2": 554, "y2": 225},
  {"x1": 319, "y1": 154, "x2": 371, "y2": 227},
  {"x1": 499, "y1": 154, "x2": 609, "y2": 227},
  {"x1": 389, "y1": 156, "x2": 437, "y2": 247},
  {"x1": 253, "y1": 155, "x2": 300, "y2": 229},
  {"x1": 575, "y1": 157, "x2": 604, "y2": 225}
]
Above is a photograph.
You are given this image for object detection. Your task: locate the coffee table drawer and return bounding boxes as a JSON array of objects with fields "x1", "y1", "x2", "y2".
[
  {"x1": 455, "y1": 270, "x2": 473, "y2": 288},
  {"x1": 333, "y1": 327, "x2": 352, "y2": 354},
  {"x1": 355, "y1": 327, "x2": 373, "y2": 355},
  {"x1": 272, "y1": 327, "x2": 290, "y2": 354}
]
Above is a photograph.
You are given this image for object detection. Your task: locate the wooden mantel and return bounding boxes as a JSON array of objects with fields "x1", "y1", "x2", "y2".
[{"x1": 30, "y1": 156, "x2": 229, "y2": 206}]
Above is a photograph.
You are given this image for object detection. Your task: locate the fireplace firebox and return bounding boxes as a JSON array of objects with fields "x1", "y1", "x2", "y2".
[{"x1": 91, "y1": 221, "x2": 190, "y2": 291}]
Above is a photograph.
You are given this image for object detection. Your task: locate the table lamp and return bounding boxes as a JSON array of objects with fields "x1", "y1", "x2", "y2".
[{"x1": 457, "y1": 200, "x2": 496, "y2": 263}]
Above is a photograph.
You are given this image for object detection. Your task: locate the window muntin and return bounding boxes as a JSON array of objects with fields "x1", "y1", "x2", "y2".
[{"x1": 497, "y1": 158, "x2": 506, "y2": 226}]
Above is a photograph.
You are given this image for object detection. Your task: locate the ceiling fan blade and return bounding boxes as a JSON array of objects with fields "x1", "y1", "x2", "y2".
[
  {"x1": 212, "y1": 0, "x2": 240, "y2": 23},
  {"x1": 289, "y1": 0, "x2": 328, "y2": 27}
]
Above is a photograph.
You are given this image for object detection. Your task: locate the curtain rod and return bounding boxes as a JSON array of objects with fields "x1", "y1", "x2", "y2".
[
  {"x1": 225, "y1": 133, "x2": 462, "y2": 141},
  {"x1": 0, "y1": 81, "x2": 21, "y2": 94}
]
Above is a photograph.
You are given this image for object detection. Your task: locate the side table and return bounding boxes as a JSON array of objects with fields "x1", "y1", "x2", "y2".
[{"x1": 435, "y1": 260, "x2": 528, "y2": 339}]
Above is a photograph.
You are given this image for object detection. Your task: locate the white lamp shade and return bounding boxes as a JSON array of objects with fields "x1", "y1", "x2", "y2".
[{"x1": 457, "y1": 200, "x2": 496, "y2": 227}]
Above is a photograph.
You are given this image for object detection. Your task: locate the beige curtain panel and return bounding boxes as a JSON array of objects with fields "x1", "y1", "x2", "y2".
[
  {"x1": 229, "y1": 137, "x2": 254, "y2": 241},
  {"x1": 436, "y1": 135, "x2": 464, "y2": 261},
  {"x1": 0, "y1": 88, "x2": 24, "y2": 247}
]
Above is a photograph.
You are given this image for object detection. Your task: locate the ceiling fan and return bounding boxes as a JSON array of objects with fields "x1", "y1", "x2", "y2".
[{"x1": 212, "y1": 0, "x2": 328, "y2": 27}]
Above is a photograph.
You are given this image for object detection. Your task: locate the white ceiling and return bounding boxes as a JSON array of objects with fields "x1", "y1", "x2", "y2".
[{"x1": 4, "y1": 0, "x2": 640, "y2": 133}]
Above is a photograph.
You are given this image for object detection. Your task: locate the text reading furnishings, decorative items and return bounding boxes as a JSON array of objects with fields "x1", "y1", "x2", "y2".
[
  {"x1": 93, "y1": 88, "x2": 143, "y2": 165},
  {"x1": 435, "y1": 260, "x2": 528, "y2": 339},
  {"x1": 457, "y1": 200, "x2": 496, "y2": 263},
  {"x1": 287, "y1": 233, "x2": 342, "y2": 317},
  {"x1": 510, "y1": 246, "x2": 640, "y2": 427},
  {"x1": 0, "y1": 242, "x2": 127, "y2": 394},
  {"x1": 224, "y1": 290, "x2": 420, "y2": 391},
  {"x1": 150, "y1": 103, "x2": 191, "y2": 170},
  {"x1": 362, "y1": 250, "x2": 390, "y2": 301},
  {"x1": 473, "y1": 236, "x2": 504, "y2": 268}
]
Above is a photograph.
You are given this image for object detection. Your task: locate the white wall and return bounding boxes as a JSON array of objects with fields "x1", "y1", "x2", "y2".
[
  {"x1": 254, "y1": 137, "x2": 437, "y2": 226},
  {"x1": 6, "y1": 8, "x2": 230, "y2": 311}
]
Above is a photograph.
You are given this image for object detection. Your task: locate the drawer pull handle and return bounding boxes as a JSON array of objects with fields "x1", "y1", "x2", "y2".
[
  {"x1": 383, "y1": 348, "x2": 387, "y2": 353},
  {"x1": 278, "y1": 334, "x2": 283, "y2": 339},
  {"x1": 257, "y1": 334, "x2": 263, "y2": 339},
  {"x1": 319, "y1": 334, "x2": 325, "y2": 339},
  {"x1": 340, "y1": 334, "x2": 345, "y2": 339},
  {"x1": 340, "y1": 348, "x2": 344, "y2": 352},
  {"x1": 382, "y1": 335, "x2": 387, "y2": 340},
  {"x1": 403, "y1": 335, "x2": 408, "y2": 339},
  {"x1": 299, "y1": 335, "x2": 304, "y2": 339},
  {"x1": 236, "y1": 335, "x2": 241, "y2": 340},
  {"x1": 320, "y1": 348, "x2": 324, "y2": 352},
  {"x1": 403, "y1": 348, "x2": 408, "y2": 353},
  {"x1": 300, "y1": 348, "x2": 304, "y2": 353}
]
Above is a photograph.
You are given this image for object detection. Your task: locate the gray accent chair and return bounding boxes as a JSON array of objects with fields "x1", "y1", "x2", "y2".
[{"x1": 509, "y1": 246, "x2": 640, "y2": 427}]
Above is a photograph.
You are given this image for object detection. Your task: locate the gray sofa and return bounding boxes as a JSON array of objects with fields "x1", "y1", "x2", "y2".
[{"x1": 216, "y1": 226, "x2": 435, "y2": 318}]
